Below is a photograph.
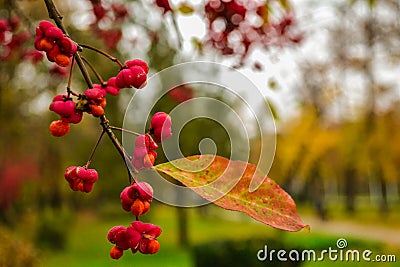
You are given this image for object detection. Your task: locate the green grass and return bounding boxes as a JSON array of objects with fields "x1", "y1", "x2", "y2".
[
  {"x1": 41, "y1": 209, "x2": 192, "y2": 267},
  {"x1": 40, "y1": 203, "x2": 280, "y2": 267},
  {"x1": 298, "y1": 198, "x2": 400, "y2": 229},
  {"x1": 39, "y1": 203, "x2": 399, "y2": 267}
]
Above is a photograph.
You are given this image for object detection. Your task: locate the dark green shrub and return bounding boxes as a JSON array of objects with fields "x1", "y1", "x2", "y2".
[{"x1": 192, "y1": 239, "x2": 301, "y2": 267}]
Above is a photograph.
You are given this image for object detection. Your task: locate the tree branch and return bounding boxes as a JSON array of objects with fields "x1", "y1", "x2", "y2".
[{"x1": 43, "y1": 0, "x2": 137, "y2": 182}]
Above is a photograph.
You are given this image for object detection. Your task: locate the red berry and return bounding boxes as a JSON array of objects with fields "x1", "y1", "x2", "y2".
[
  {"x1": 35, "y1": 20, "x2": 76, "y2": 67},
  {"x1": 125, "y1": 59, "x2": 149, "y2": 74},
  {"x1": 132, "y1": 135, "x2": 158, "y2": 170},
  {"x1": 64, "y1": 166, "x2": 98, "y2": 193},
  {"x1": 130, "y1": 198, "x2": 145, "y2": 217},
  {"x1": 129, "y1": 66, "x2": 147, "y2": 88},
  {"x1": 107, "y1": 226, "x2": 126, "y2": 243},
  {"x1": 115, "y1": 66, "x2": 147, "y2": 89},
  {"x1": 75, "y1": 167, "x2": 98, "y2": 183},
  {"x1": 62, "y1": 109, "x2": 83, "y2": 124},
  {"x1": 49, "y1": 97, "x2": 76, "y2": 117},
  {"x1": 115, "y1": 69, "x2": 133, "y2": 88},
  {"x1": 104, "y1": 77, "x2": 120, "y2": 96},
  {"x1": 126, "y1": 221, "x2": 162, "y2": 254},
  {"x1": 90, "y1": 105, "x2": 104, "y2": 117},
  {"x1": 100, "y1": 98, "x2": 107, "y2": 108},
  {"x1": 58, "y1": 36, "x2": 77, "y2": 56},
  {"x1": 141, "y1": 239, "x2": 160, "y2": 254},
  {"x1": 55, "y1": 53, "x2": 71, "y2": 67},
  {"x1": 46, "y1": 45, "x2": 60, "y2": 62},
  {"x1": 44, "y1": 26, "x2": 64, "y2": 40},
  {"x1": 49, "y1": 120, "x2": 70, "y2": 137},
  {"x1": 110, "y1": 246, "x2": 124, "y2": 260},
  {"x1": 150, "y1": 112, "x2": 172, "y2": 142},
  {"x1": 143, "y1": 153, "x2": 156, "y2": 168},
  {"x1": 120, "y1": 182, "x2": 153, "y2": 215},
  {"x1": 37, "y1": 38, "x2": 55, "y2": 52},
  {"x1": 39, "y1": 20, "x2": 56, "y2": 31},
  {"x1": 84, "y1": 87, "x2": 106, "y2": 100}
]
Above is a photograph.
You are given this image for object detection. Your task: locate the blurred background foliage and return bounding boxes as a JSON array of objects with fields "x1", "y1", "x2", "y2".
[{"x1": 0, "y1": 0, "x2": 399, "y2": 266}]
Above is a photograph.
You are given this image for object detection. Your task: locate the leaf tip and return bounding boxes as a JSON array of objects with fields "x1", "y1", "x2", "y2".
[{"x1": 302, "y1": 224, "x2": 311, "y2": 233}]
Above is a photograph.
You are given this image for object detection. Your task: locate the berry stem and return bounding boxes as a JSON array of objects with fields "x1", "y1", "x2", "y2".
[
  {"x1": 85, "y1": 129, "x2": 105, "y2": 169},
  {"x1": 66, "y1": 55, "x2": 80, "y2": 97},
  {"x1": 80, "y1": 43, "x2": 124, "y2": 69},
  {"x1": 67, "y1": 55, "x2": 75, "y2": 90},
  {"x1": 81, "y1": 56, "x2": 105, "y2": 84},
  {"x1": 75, "y1": 56, "x2": 94, "y2": 88},
  {"x1": 100, "y1": 116, "x2": 138, "y2": 178},
  {"x1": 109, "y1": 126, "x2": 141, "y2": 136}
]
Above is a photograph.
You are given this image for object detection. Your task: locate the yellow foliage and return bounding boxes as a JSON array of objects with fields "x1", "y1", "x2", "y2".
[{"x1": 273, "y1": 106, "x2": 400, "y2": 185}]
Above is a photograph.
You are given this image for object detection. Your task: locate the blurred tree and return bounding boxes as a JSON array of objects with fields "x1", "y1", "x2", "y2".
[{"x1": 271, "y1": 0, "x2": 400, "y2": 217}]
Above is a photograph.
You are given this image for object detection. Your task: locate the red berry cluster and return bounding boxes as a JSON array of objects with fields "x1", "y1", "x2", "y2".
[
  {"x1": 34, "y1": 20, "x2": 77, "y2": 67},
  {"x1": 120, "y1": 182, "x2": 153, "y2": 217},
  {"x1": 107, "y1": 182, "x2": 162, "y2": 259},
  {"x1": 87, "y1": 0, "x2": 128, "y2": 51},
  {"x1": 48, "y1": 59, "x2": 149, "y2": 137},
  {"x1": 204, "y1": 0, "x2": 302, "y2": 63},
  {"x1": 83, "y1": 85, "x2": 108, "y2": 117},
  {"x1": 116, "y1": 59, "x2": 149, "y2": 89},
  {"x1": 0, "y1": 16, "x2": 41, "y2": 62},
  {"x1": 50, "y1": 94, "x2": 83, "y2": 124},
  {"x1": 131, "y1": 112, "x2": 172, "y2": 170},
  {"x1": 108, "y1": 221, "x2": 162, "y2": 259},
  {"x1": 132, "y1": 134, "x2": 158, "y2": 171},
  {"x1": 48, "y1": 94, "x2": 81, "y2": 137},
  {"x1": 49, "y1": 120, "x2": 70, "y2": 137},
  {"x1": 36, "y1": 18, "x2": 168, "y2": 260},
  {"x1": 150, "y1": 112, "x2": 172, "y2": 142},
  {"x1": 107, "y1": 112, "x2": 172, "y2": 259},
  {"x1": 64, "y1": 166, "x2": 99, "y2": 193}
]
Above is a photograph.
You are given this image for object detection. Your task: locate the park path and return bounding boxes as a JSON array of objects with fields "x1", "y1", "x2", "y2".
[{"x1": 303, "y1": 216, "x2": 400, "y2": 247}]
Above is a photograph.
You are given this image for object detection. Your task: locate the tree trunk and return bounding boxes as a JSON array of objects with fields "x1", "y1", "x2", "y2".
[
  {"x1": 379, "y1": 175, "x2": 389, "y2": 214},
  {"x1": 344, "y1": 168, "x2": 357, "y2": 213},
  {"x1": 177, "y1": 207, "x2": 189, "y2": 247},
  {"x1": 310, "y1": 169, "x2": 327, "y2": 220}
]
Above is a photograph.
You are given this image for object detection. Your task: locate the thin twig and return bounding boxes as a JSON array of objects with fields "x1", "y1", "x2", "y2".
[
  {"x1": 66, "y1": 55, "x2": 80, "y2": 97},
  {"x1": 100, "y1": 116, "x2": 138, "y2": 181},
  {"x1": 109, "y1": 126, "x2": 141, "y2": 137},
  {"x1": 84, "y1": 130, "x2": 105, "y2": 169},
  {"x1": 75, "y1": 55, "x2": 94, "y2": 88},
  {"x1": 81, "y1": 56, "x2": 104, "y2": 84},
  {"x1": 80, "y1": 43, "x2": 124, "y2": 68}
]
